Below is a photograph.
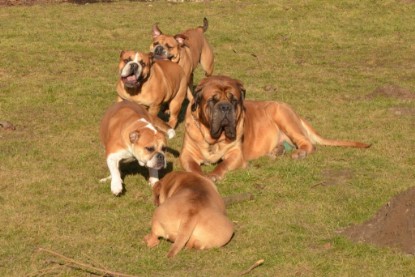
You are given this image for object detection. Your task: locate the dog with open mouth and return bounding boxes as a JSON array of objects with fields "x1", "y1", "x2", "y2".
[
  {"x1": 116, "y1": 51, "x2": 187, "y2": 129},
  {"x1": 150, "y1": 18, "x2": 214, "y2": 100},
  {"x1": 144, "y1": 171, "x2": 234, "y2": 258},
  {"x1": 179, "y1": 75, "x2": 371, "y2": 182},
  {"x1": 100, "y1": 100, "x2": 175, "y2": 195}
]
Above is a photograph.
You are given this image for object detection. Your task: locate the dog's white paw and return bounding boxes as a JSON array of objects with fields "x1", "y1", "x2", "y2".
[
  {"x1": 149, "y1": 177, "x2": 159, "y2": 187},
  {"x1": 167, "y1": 129, "x2": 176, "y2": 139},
  {"x1": 111, "y1": 180, "x2": 123, "y2": 196}
]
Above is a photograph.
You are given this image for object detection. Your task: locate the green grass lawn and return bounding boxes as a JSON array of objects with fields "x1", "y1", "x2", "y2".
[{"x1": 1, "y1": 0, "x2": 414, "y2": 276}]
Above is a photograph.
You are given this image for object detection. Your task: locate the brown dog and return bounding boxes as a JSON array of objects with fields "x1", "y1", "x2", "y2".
[
  {"x1": 116, "y1": 51, "x2": 187, "y2": 128},
  {"x1": 150, "y1": 18, "x2": 214, "y2": 99},
  {"x1": 180, "y1": 75, "x2": 371, "y2": 181},
  {"x1": 100, "y1": 100, "x2": 175, "y2": 195},
  {"x1": 144, "y1": 171, "x2": 233, "y2": 258}
]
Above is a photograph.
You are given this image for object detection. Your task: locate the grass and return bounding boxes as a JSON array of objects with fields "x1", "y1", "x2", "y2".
[{"x1": 1, "y1": 0, "x2": 415, "y2": 276}]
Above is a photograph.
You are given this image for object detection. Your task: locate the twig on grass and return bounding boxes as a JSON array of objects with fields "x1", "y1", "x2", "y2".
[
  {"x1": 224, "y1": 193, "x2": 254, "y2": 207},
  {"x1": 36, "y1": 248, "x2": 140, "y2": 277},
  {"x1": 239, "y1": 259, "x2": 264, "y2": 275}
]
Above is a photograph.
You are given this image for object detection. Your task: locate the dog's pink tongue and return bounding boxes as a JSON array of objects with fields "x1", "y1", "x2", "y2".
[{"x1": 126, "y1": 75, "x2": 137, "y2": 82}]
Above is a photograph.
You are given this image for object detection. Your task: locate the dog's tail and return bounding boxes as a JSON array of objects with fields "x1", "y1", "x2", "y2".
[
  {"x1": 201, "y1": 17, "x2": 208, "y2": 32},
  {"x1": 167, "y1": 212, "x2": 198, "y2": 258},
  {"x1": 301, "y1": 119, "x2": 371, "y2": 148}
]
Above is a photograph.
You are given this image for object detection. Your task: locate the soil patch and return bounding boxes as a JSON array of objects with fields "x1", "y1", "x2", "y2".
[
  {"x1": 341, "y1": 186, "x2": 415, "y2": 254},
  {"x1": 366, "y1": 85, "x2": 415, "y2": 100}
]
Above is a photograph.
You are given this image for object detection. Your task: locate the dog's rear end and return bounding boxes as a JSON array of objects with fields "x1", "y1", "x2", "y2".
[{"x1": 144, "y1": 171, "x2": 233, "y2": 257}]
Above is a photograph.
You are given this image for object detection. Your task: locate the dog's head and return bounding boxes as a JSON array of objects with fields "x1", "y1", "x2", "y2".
[
  {"x1": 191, "y1": 75, "x2": 246, "y2": 141},
  {"x1": 128, "y1": 118, "x2": 167, "y2": 170},
  {"x1": 118, "y1": 51, "x2": 153, "y2": 90},
  {"x1": 150, "y1": 24, "x2": 188, "y2": 63}
]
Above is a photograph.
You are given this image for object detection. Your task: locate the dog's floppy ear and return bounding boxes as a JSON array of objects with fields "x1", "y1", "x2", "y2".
[
  {"x1": 119, "y1": 50, "x2": 125, "y2": 58},
  {"x1": 174, "y1": 34, "x2": 188, "y2": 47},
  {"x1": 129, "y1": 130, "x2": 141, "y2": 143},
  {"x1": 152, "y1": 181, "x2": 162, "y2": 206},
  {"x1": 152, "y1": 24, "x2": 162, "y2": 38},
  {"x1": 191, "y1": 87, "x2": 203, "y2": 112},
  {"x1": 237, "y1": 80, "x2": 246, "y2": 103},
  {"x1": 147, "y1": 52, "x2": 155, "y2": 65},
  {"x1": 191, "y1": 77, "x2": 210, "y2": 112}
]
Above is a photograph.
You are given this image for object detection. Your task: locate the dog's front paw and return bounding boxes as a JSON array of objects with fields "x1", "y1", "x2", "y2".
[
  {"x1": 167, "y1": 128, "x2": 176, "y2": 139},
  {"x1": 144, "y1": 233, "x2": 160, "y2": 248},
  {"x1": 291, "y1": 149, "x2": 307, "y2": 159},
  {"x1": 207, "y1": 173, "x2": 221, "y2": 183},
  {"x1": 111, "y1": 180, "x2": 123, "y2": 196}
]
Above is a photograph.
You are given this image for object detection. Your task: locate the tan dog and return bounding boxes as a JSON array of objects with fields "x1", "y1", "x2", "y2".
[
  {"x1": 116, "y1": 51, "x2": 187, "y2": 128},
  {"x1": 180, "y1": 75, "x2": 371, "y2": 181},
  {"x1": 144, "y1": 171, "x2": 233, "y2": 258},
  {"x1": 100, "y1": 100, "x2": 175, "y2": 195},
  {"x1": 151, "y1": 18, "x2": 214, "y2": 99}
]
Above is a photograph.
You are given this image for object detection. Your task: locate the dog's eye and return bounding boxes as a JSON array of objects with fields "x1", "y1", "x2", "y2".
[
  {"x1": 123, "y1": 58, "x2": 132, "y2": 64},
  {"x1": 161, "y1": 146, "x2": 167, "y2": 152},
  {"x1": 145, "y1": 146, "x2": 155, "y2": 152},
  {"x1": 139, "y1": 61, "x2": 146, "y2": 67}
]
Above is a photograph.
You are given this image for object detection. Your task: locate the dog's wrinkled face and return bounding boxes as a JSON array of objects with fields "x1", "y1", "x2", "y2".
[
  {"x1": 150, "y1": 24, "x2": 187, "y2": 62},
  {"x1": 119, "y1": 51, "x2": 153, "y2": 89},
  {"x1": 129, "y1": 119, "x2": 167, "y2": 170},
  {"x1": 191, "y1": 76, "x2": 245, "y2": 140}
]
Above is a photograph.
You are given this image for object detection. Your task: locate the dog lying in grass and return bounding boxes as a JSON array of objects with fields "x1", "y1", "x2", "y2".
[{"x1": 144, "y1": 171, "x2": 233, "y2": 258}]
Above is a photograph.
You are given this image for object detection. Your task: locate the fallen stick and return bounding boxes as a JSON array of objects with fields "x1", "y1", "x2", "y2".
[
  {"x1": 0, "y1": 120, "x2": 15, "y2": 130},
  {"x1": 239, "y1": 259, "x2": 264, "y2": 275},
  {"x1": 36, "y1": 248, "x2": 140, "y2": 277},
  {"x1": 223, "y1": 193, "x2": 254, "y2": 207}
]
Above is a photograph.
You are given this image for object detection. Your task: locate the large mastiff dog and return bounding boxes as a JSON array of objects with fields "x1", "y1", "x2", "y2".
[
  {"x1": 151, "y1": 18, "x2": 214, "y2": 99},
  {"x1": 116, "y1": 51, "x2": 187, "y2": 128},
  {"x1": 180, "y1": 75, "x2": 371, "y2": 181}
]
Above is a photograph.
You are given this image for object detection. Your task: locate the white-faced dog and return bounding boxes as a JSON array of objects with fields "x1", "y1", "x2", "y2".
[{"x1": 100, "y1": 100, "x2": 175, "y2": 195}]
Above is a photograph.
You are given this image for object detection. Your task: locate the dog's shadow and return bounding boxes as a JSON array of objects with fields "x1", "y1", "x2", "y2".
[
  {"x1": 157, "y1": 97, "x2": 190, "y2": 126},
  {"x1": 119, "y1": 147, "x2": 180, "y2": 195}
]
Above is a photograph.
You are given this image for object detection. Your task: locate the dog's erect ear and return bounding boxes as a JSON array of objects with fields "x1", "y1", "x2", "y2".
[
  {"x1": 152, "y1": 24, "x2": 162, "y2": 38},
  {"x1": 129, "y1": 130, "x2": 141, "y2": 143},
  {"x1": 152, "y1": 181, "x2": 162, "y2": 206},
  {"x1": 174, "y1": 34, "x2": 188, "y2": 47}
]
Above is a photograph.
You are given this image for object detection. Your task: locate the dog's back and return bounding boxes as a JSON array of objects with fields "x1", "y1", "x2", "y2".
[{"x1": 147, "y1": 171, "x2": 233, "y2": 257}]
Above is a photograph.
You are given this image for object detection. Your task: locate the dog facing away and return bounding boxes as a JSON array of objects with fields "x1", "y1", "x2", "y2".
[
  {"x1": 100, "y1": 100, "x2": 175, "y2": 195},
  {"x1": 116, "y1": 51, "x2": 187, "y2": 128},
  {"x1": 180, "y1": 75, "x2": 371, "y2": 181},
  {"x1": 151, "y1": 18, "x2": 214, "y2": 99},
  {"x1": 144, "y1": 171, "x2": 234, "y2": 258}
]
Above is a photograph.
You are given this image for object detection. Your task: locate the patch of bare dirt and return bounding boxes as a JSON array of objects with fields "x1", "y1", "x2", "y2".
[
  {"x1": 311, "y1": 168, "x2": 354, "y2": 188},
  {"x1": 341, "y1": 187, "x2": 415, "y2": 254},
  {"x1": 366, "y1": 85, "x2": 415, "y2": 100}
]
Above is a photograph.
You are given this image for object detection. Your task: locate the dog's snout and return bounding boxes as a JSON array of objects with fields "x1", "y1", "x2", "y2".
[{"x1": 218, "y1": 102, "x2": 232, "y2": 112}]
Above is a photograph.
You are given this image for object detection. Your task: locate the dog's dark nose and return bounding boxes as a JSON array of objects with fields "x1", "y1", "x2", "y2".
[
  {"x1": 154, "y1": 45, "x2": 164, "y2": 56},
  {"x1": 218, "y1": 102, "x2": 232, "y2": 113},
  {"x1": 156, "y1": 152, "x2": 164, "y2": 161},
  {"x1": 130, "y1": 63, "x2": 138, "y2": 72}
]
